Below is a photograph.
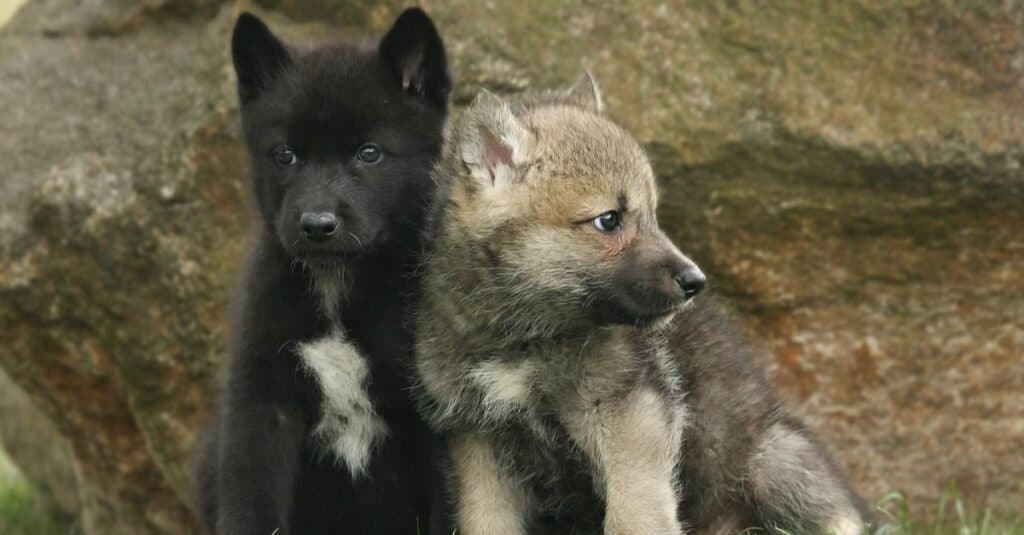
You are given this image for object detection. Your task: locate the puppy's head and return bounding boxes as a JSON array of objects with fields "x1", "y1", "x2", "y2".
[
  {"x1": 446, "y1": 74, "x2": 704, "y2": 328},
  {"x1": 231, "y1": 9, "x2": 449, "y2": 268}
]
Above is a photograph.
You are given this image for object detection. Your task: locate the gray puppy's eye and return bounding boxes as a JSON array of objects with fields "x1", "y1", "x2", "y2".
[
  {"x1": 274, "y1": 146, "x2": 297, "y2": 166},
  {"x1": 593, "y1": 211, "x2": 622, "y2": 232},
  {"x1": 356, "y1": 143, "x2": 383, "y2": 164}
]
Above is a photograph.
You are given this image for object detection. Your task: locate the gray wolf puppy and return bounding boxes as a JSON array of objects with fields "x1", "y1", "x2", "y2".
[{"x1": 414, "y1": 74, "x2": 871, "y2": 534}]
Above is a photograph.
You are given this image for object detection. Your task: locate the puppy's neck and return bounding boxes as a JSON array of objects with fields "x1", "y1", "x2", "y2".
[{"x1": 309, "y1": 267, "x2": 352, "y2": 326}]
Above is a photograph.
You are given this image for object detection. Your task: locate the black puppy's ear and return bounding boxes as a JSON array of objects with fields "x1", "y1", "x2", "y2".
[
  {"x1": 378, "y1": 8, "x2": 451, "y2": 109},
  {"x1": 231, "y1": 12, "x2": 291, "y2": 102}
]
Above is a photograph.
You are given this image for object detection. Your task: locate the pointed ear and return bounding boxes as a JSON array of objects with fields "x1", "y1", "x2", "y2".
[
  {"x1": 231, "y1": 13, "x2": 291, "y2": 102},
  {"x1": 458, "y1": 91, "x2": 534, "y2": 188},
  {"x1": 379, "y1": 8, "x2": 451, "y2": 109},
  {"x1": 564, "y1": 70, "x2": 604, "y2": 113}
]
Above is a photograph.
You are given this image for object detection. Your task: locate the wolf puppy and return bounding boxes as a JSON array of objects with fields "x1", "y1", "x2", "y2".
[
  {"x1": 193, "y1": 9, "x2": 451, "y2": 535},
  {"x1": 415, "y1": 76, "x2": 870, "y2": 534}
]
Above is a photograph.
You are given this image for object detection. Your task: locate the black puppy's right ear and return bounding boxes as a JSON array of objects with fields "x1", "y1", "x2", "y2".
[
  {"x1": 231, "y1": 12, "x2": 291, "y2": 102},
  {"x1": 379, "y1": 8, "x2": 451, "y2": 110}
]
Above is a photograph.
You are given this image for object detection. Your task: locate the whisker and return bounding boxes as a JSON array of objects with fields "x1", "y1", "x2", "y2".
[{"x1": 348, "y1": 232, "x2": 364, "y2": 248}]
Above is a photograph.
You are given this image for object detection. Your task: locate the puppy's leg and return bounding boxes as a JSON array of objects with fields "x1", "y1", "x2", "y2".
[
  {"x1": 450, "y1": 432, "x2": 529, "y2": 535},
  {"x1": 216, "y1": 400, "x2": 306, "y2": 535},
  {"x1": 746, "y1": 421, "x2": 870, "y2": 534},
  {"x1": 563, "y1": 387, "x2": 684, "y2": 535}
]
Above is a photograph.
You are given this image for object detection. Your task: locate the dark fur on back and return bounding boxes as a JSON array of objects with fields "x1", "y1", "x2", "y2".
[
  {"x1": 193, "y1": 10, "x2": 452, "y2": 534},
  {"x1": 667, "y1": 297, "x2": 871, "y2": 532}
]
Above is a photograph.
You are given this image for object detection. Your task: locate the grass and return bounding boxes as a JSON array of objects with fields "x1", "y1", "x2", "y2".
[
  {"x1": 0, "y1": 453, "x2": 73, "y2": 535},
  {"x1": 870, "y1": 492, "x2": 1024, "y2": 535},
  {"x1": 760, "y1": 491, "x2": 1024, "y2": 535}
]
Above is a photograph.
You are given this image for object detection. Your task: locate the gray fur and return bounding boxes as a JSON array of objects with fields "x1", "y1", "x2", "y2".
[{"x1": 415, "y1": 76, "x2": 870, "y2": 534}]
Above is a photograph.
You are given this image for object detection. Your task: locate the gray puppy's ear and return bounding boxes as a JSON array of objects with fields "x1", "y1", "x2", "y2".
[
  {"x1": 458, "y1": 90, "x2": 534, "y2": 188},
  {"x1": 563, "y1": 70, "x2": 604, "y2": 113}
]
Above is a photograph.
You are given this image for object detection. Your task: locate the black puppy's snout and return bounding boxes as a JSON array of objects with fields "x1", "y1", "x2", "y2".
[
  {"x1": 300, "y1": 212, "x2": 339, "y2": 242},
  {"x1": 674, "y1": 266, "x2": 706, "y2": 299}
]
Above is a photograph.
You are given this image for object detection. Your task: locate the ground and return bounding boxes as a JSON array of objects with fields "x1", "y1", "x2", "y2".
[{"x1": 1, "y1": 446, "x2": 1019, "y2": 535}]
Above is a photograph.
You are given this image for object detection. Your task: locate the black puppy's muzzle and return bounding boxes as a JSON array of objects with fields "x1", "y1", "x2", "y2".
[{"x1": 300, "y1": 212, "x2": 339, "y2": 243}]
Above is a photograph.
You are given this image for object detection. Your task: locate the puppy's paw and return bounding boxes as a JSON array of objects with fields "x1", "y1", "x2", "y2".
[
  {"x1": 604, "y1": 514, "x2": 684, "y2": 535},
  {"x1": 826, "y1": 513, "x2": 865, "y2": 535}
]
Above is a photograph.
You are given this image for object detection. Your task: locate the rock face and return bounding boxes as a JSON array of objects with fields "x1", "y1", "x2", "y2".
[
  {"x1": 0, "y1": 370, "x2": 79, "y2": 521},
  {"x1": 0, "y1": 1, "x2": 1021, "y2": 532}
]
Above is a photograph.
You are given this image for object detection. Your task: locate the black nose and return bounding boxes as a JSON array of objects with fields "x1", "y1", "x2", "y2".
[
  {"x1": 300, "y1": 212, "x2": 338, "y2": 243},
  {"x1": 674, "y1": 267, "x2": 706, "y2": 299}
]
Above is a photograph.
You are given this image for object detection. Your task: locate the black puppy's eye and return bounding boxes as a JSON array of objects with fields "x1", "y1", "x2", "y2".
[
  {"x1": 356, "y1": 143, "x2": 383, "y2": 164},
  {"x1": 274, "y1": 146, "x2": 297, "y2": 166},
  {"x1": 592, "y1": 211, "x2": 622, "y2": 233}
]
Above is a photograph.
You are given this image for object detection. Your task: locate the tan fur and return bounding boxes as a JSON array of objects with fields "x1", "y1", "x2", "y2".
[
  {"x1": 827, "y1": 513, "x2": 866, "y2": 535},
  {"x1": 451, "y1": 433, "x2": 529, "y2": 535},
  {"x1": 561, "y1": 387, "x2": 685, "y2": 535}
]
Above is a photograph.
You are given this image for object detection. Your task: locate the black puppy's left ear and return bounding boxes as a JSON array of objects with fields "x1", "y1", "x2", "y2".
[{"x1": 379, "y1": 8, "x2": 451, "y2": 110}]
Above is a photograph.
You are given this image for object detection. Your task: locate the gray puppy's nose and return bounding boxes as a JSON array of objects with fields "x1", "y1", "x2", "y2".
[
  {"x1": 674, "y1": 267, "x2": 706, "y2": 299},
  {"x1": 300, "y1": 212, "x2": 338, "y2": 242}
]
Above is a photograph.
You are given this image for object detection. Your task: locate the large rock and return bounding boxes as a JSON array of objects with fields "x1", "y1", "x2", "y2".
[
  {"x1": 0, "y1": 3, "x2": 243, "y2": 532},
  {"x1": 0, "y1": 1, "x2": 1020, "y2": 531},
  {"x1": 0, "y1": 370, "x2": 79, "y2": 521}
]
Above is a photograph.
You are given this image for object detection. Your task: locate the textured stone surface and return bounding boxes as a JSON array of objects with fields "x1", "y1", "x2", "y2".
[
  {"x1": 0, "y1": 369, "x2": 79, "y2": 519},
  {"x1": 0, "y1": 3, "x2": 242, "y2": 532},
  {"x1": 0, "y1": 0, "x2": 1021, "y2": 531}
]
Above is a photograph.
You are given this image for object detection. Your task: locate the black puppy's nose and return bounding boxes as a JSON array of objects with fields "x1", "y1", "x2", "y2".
[
  {"x1": 674, "y1": 267, "x2": 706, "y2": 299},
  {"x1": 300, "y1": 212, "x2": 338, "y2": 243}
]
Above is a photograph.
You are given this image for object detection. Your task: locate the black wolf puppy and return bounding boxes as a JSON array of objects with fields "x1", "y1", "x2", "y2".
[
  {"x1": 193, "y1": 9, "x2": 451, "y2": 535},
  {"x1": 414, "y1": 75, "x2": 871, "y2": 534}
]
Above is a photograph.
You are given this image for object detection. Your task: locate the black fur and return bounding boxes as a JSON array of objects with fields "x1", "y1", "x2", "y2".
[{"x1": 193, "y1": 9, "x2": 452, "y2": 534}]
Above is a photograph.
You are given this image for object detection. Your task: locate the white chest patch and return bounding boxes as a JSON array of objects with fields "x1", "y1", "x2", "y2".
[
  {"x1": 297, "y1": 332, "x2": 388, "y2": 477},
  {"x1": 469, "y1": 359, "x2": 537, "y2": 422}
]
